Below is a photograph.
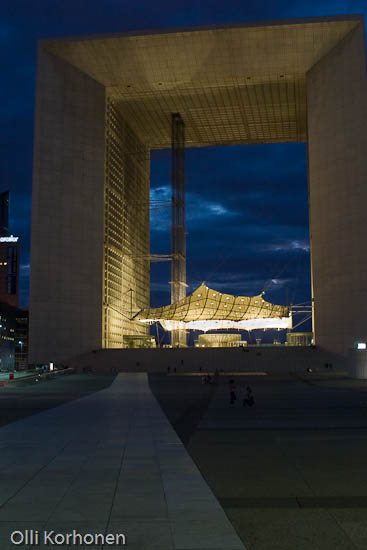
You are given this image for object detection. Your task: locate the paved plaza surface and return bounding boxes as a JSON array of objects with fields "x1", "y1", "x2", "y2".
[
  {"x1": 1, "y1": 370, "x2": 367, "y2": 548},
  {"x1": 0, "y1": 374, "x2": 115, "y2": 427},
  {"x1": 0, "y1": 373, "x2": 244, "y2": 549},
  {"x1": 183, "y1": 373, "x2": 367, "y2": 550}
]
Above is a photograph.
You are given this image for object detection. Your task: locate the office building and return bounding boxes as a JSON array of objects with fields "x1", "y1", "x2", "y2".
[{"x1": 30, "y1": 16, "x2": 367, "y2": 361}]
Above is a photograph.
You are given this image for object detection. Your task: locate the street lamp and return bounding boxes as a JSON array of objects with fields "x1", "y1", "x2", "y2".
[{"x1": 16, "y1": 341, "x2": 23, "y2": 372}]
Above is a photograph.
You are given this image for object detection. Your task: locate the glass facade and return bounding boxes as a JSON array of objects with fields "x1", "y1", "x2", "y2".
[
  {"x1": 0, "y1": 240, "x2": 19, "y2": 308},
  {"x1": 103, "y1": 99, "x2": 150, "y2": 348},
  {"x1": 0, "y1": 191, "x2": 9, "y2": 237},
  {"x1": 15, "y1": 309, "x2": 28, "y2": 370},
  {"x1": 0, "y1": 302, "x2": 16, "y2": 371},
  {"x1": 6, "y1": 246, "x2": 18, "y2": 295}
]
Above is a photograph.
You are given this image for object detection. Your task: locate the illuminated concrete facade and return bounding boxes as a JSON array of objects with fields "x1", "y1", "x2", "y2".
[{"x1": 30, "y1": 15, "x2": 367, "y2": 362}]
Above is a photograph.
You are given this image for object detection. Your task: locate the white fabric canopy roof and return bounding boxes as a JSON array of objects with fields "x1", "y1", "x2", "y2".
[{"x1": 135, "y1": 284, "x2": 291, "y2": 332}]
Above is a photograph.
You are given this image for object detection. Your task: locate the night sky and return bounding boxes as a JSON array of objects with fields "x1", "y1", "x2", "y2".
[{"x1": 2, "y1": 0, "x2": 367, "y2": 340}]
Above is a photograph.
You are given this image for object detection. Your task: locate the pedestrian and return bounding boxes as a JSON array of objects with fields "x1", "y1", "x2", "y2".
[
  {"x1": 228, "y1": 379, "x2": 236, "y2": 405},
  {"x1": 243, "y1": 386, "x2": 255, "y2": 407},
  {"x1": 214, "y1": 369, "x2": 219, "y2": 385}
]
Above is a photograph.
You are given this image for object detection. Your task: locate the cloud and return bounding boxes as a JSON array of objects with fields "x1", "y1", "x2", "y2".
[
  {"x1": 263, "y1": 240, "x2": 310, "y2": 252},
  {"x1": 207, "y1": 203, "x2": 229, "y2": 216},
  {"x1": 150, "y1": 184, "x2": 238, "y2": 236}
]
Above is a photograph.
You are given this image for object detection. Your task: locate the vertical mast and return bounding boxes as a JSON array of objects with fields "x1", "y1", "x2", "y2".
[{"x1": 170, "y1": 113, "x2": 187, "y2": 347}]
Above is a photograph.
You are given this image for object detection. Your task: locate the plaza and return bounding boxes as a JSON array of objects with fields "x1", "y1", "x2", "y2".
[{"x1": 0, "y1": 370, "x2": 367, "y2": 548}]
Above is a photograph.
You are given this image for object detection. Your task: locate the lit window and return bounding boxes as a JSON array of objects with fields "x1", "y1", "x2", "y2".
[{"x1": 357, "y1": 342, "x2": 366, "y2": 349}]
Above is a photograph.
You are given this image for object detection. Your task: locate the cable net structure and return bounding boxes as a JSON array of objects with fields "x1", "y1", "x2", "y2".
[{"x1": 134, "y1": 284, "x2": 292, "y2": 333}]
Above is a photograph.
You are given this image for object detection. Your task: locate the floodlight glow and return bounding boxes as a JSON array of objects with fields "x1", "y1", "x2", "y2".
[
  {"x1": 154, "y1": 317, "x2": 292, "y2": 332},
  {"x1": 357, "y1": 342, "x2": 366, "y2": 349}
]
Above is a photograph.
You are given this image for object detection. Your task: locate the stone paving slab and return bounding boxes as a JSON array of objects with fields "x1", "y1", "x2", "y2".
[
  {"x1": 199, "y1": 375, "x2": 367, "y2": 429},
  {"x1": 225, "y1": 508, "x2": 358, "y2": 550},
  {"x1": 0, "y1": 373, "x2": 246, "y2": 549},
  {"x1": 185, "y1": 374, "x2": 367, "y2": 550}
]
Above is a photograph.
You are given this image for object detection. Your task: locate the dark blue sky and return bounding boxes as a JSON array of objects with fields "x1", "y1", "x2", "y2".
[
  {"x1": 150, "y1": 143, "x2": 309, "y2": 306},
  {"x1": 1, "y1": 1, "x2": 366, "y2": 330}
]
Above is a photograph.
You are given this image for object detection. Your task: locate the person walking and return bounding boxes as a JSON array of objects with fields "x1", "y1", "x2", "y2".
[
  {"x1": 243, "y1": 385, "x2": 255, "y2": 407},
  {"x1": 214, "y1": 368, "x2": 219, "y2": 385},
  {"x1": 228, "y1": 379, "x2": 237, "y2": 405}
]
